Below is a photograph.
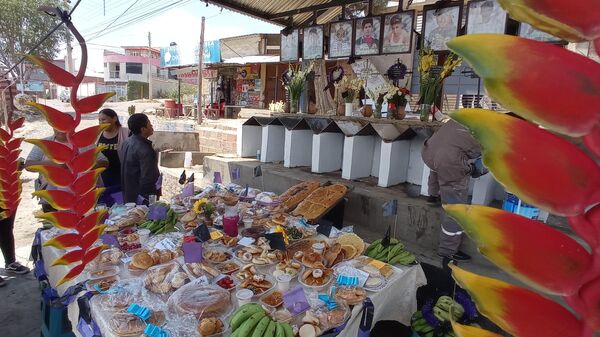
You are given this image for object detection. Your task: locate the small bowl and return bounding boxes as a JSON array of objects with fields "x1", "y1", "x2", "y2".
[
  {"x1": 299, "y1": 269, "x2": 333, "y2": 293},
  {"x1": 212, "y1": 274, "x2": 238, "y2": 291},
  {"x1": 259, "y1": 289, "x2": 284, "y2": 310}
]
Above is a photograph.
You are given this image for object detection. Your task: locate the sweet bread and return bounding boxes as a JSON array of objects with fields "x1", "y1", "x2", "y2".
[
  {"x1": 131, "y1": 251, "x2": 153, "y2": 270},
  {"x1": 292, "y1": 184, "x2": 347, "y2": 221},
  {"x1": 277, "y1": 181, "x2": 321, "y2": 211}
]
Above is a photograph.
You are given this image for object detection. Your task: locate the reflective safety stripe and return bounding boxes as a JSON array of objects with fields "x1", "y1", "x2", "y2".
[{"x1": 441, "y1": 225, "x2": 463, "y2": 236}]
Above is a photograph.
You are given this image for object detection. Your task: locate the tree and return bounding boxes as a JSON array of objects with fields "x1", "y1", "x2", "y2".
[{"x1": 0, "y1": 0, "x2": 68, "y2": 87}]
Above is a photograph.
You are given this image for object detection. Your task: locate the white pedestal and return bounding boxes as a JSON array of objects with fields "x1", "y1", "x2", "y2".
[
  {"x1": 471, "y1": 174, "x2": 498, "y2": 205},
  {"x1": 342, "y1": 136, "x2": 376, "y2": 180},
  {"x1": 312, "y1": 133, "x2": 344, "y2": 173},
  {"x1": 260, "y1": 125, "x2": 285, "y2": 163},
  {"x1": 371, "y1": 139, "x2": 381, "y2": 178},
  {"x1": 237, "y1": 125, "x2": 262, "y2": 158},
  {"x1": 420, "y1": 165, "x2": 431, "y2": 196},
  {"x1": 284, "y1": 129, "x2": 312, "y2": 168},
  {"x1": 378, "y1": 140, "x2": 411, "y2": 188},
  {"x1": 407, "y1": 135, "x2": 427, "y2": 185}
]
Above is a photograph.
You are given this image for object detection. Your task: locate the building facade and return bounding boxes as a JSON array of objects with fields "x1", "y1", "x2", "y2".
[{"x1": 103, "y1": 46, "x2": 162, "y2": 84}]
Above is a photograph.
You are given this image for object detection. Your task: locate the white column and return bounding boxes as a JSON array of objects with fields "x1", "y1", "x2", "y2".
[
  {"x1": 378, "y1": 140, "x2": 411, "y2": 188},
  {"x1": 284, "y1": 129, "x2": 313, "y2": 168},
  {"x1": 311, "y1": 133, "x2": 344, "y2": 173}
]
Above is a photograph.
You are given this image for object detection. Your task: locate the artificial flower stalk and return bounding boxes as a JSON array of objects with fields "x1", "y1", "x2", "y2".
[{"x1": 25, "y1": 15, "x2": 114, "y2": 285}]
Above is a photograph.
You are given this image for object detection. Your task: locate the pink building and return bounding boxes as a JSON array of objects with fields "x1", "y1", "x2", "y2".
[{"x1": 103, "y1": 46, "x2": 161, "y2": 84}]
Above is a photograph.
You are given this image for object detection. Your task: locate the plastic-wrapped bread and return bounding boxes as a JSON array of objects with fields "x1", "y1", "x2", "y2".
[
  {"x1": 277, "y1": 181, "x2": 321, "y2": 211},
  {"x1": 167, "y1": 282, "x2": 231, "y2": 319},
  {"x1": 292, "y1": 184, "x2": 348, "y2": 221}
]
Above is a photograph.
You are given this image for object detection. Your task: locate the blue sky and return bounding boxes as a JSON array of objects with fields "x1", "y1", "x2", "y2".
[{"x1": 62, "y1": 0, "x2": 281, "y2": 71}]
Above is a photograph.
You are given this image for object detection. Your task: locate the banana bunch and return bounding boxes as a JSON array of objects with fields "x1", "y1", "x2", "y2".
[
  {"x1": 230, "y1": 303, "x2": 294, "y2": 337},
  {"x1": 411, "y1": 311, "x2": 457, "y2": 337},
  {"x1": 434, "y1": 296, "x2": 464, "y2": 322},
  {"x1": 365, "y1": 239, "x2": 416, "y2": 265},
  {"x1": 138, "y1": 207, "x2": 178, "y2": 234}
]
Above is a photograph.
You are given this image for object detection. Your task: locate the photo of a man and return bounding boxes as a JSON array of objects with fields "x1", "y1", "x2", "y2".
[
  {"x1": 355, "y1": 17, "x2": 381, "y2": 55},
  {"x1": 329, "y1": 21, "x2": 353, "y2": 58},
  {"x1": 281, "y1": 29, "x2": 299, "y2": 62},
  {"x1": 467, "y1": 0, "x2": 507, "y2": 34},
  {"x1": 303, "y1": 26, "x2": 324, "y2": 59},
  {"x1": 424, "y1": 6, "x2": 461, "y2": 51},
  {"x1": 382, "y1": 12, "x2": 414, "y2": 53}
]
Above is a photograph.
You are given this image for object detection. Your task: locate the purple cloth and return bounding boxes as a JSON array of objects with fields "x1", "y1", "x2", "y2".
[
  {"x1": 148, "y1": 204, "x2": 168, "y2": 220},
  {"x1": 182, "y1": 242, "x2": 203, "y2": 263}
]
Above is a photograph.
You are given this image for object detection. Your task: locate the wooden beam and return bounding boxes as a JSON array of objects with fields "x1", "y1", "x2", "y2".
[{"x1": 269, "y1": 0, "x2": 349, "y2": 19}]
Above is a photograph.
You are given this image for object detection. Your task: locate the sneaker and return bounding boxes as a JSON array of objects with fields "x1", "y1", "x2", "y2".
[
  {"x1": 438, "y1": 251, "x2": 472, "y2": 261},
  {"x1": 0, "y1": 276, "x2": 6, "y2": 287},
  {"x1": 427, "y1": 195, "x2": 441, "y2": 204},
  {"x1": 5, "y1": 262, "x2": 30, "y2": 275}
]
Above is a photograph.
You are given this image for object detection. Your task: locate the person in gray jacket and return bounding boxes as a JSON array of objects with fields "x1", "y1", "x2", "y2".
[
  {"x1": 421, "y1": 119, "x2": 487, "y2": 261},
  {"x1": 121, "y1": 113, "x2": 160, "y2": 204}
]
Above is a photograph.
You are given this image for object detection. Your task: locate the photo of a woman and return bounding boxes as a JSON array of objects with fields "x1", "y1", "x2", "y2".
[
  {"x1": 382, "y1": 11, "x2": 414, "y2": 54},
  {"x1": 303, "y1": 26, "x2": 324, "y2": 59}
]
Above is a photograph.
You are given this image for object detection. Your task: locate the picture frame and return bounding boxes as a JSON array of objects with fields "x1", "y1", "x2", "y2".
[
  {"x1": 303, "y1": 25, "x2": 324, "y2": 60},
  {"x1": 280, "y1": 29, "x2": 300, "y2": 62},
  {"x1": 353, "y1": 17, "x2": 382, "y2": 56},
  {"x1": 381, "y1": 10, "x2": 415, "y2": 54},
  {"x1": 328, "y1": 20, "x2": 354, "y2": 59},
  {"x1": 422, "y1": 2, "x2": 463, "y2": 52},
  {"x1": 344, "y1": 1, "x2": 369, "y2": 20},
  {"x1": 371, "y1": 0, "x2": 400, "y2": 16},
  {"x1": 518, "y1": 22, "x2": 561, "y2": 43},
  {"x1": 466, "y1": 0, "x2": 508, "y2": 34}
]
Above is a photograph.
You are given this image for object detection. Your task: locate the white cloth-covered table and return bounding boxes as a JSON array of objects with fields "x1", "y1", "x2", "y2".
[{"x1": 39, "y1": 230, "x2": 426, "y2": 337}]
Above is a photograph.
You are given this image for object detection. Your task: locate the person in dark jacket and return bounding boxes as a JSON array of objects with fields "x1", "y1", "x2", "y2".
[
  {"x1": 121, "y1": 113, "x2": 160, "y2": 204},
  {"x1": 421, "y1": 119, "x2": 487, "y2": 262}
]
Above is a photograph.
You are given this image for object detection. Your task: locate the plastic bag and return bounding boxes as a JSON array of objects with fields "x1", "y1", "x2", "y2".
[
  {"x1": 167, "y1": 279, "x2": 233, "y2": 320},
  {"x1": 143, "y1": 262, "x2": 190, "y2": 301}
]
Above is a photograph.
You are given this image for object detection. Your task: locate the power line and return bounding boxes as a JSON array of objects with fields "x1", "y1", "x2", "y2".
[{"x1": 88, "y1": 0, "x2": 141, "y2": 40}]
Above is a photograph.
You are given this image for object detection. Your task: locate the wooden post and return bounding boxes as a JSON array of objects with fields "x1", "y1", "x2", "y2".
[{"x1": 197, "y1": 16, "x2": 205, "y2": 124}]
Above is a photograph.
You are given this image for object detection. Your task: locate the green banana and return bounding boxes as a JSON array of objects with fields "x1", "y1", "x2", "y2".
[
  {"x1": 236, "y1": 311, "x2": 265, "y2": 336},
  {"x1": 433, "y1": 306, "x2": 452, "y2": 322},
  {"x1": 230, "y1": 304, "x2": 262, "y2": 331},
  {"x1": 251, "y1": 316, "x2": 271, "y2": 337},
  {"x1": 275, "y1": 323, "x2": 285, "y2": 337},
  {"x1": 262, "y1": 320, "x2": 276, "y2": 337},
  {"x1": 281, "y1": 323, "x2": 294, "y2": 337}
]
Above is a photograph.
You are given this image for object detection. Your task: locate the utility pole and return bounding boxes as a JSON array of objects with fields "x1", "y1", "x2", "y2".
[
  {"x1": 65, "y1": 0, "x2": 73, "y2": 74},
  {"x1": 148, "y1": 32, "x2": 153, "y2": 100},
  {"x1": 197, "y1": 16, "x2": 205, "y2": 124}
]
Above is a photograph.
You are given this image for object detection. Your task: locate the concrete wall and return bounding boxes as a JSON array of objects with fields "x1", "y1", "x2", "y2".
[{"x1": 150, "y1": 131, "x2": 200, "y2": 152}]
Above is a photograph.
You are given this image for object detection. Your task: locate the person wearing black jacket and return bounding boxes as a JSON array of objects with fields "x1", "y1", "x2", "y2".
[{"x1": 121, "y1": 114, "x2": 160, "y2": 204}]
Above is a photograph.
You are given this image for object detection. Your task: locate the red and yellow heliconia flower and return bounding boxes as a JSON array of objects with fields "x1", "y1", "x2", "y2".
[
  {"x1": 451, "y1": 322, "x2": 503, "y2": 337},
  {"x1": 445, "y1": 204, "x2": 592, "y2": 295},
  {"x1": 569, "y1": 204, "x2": 600, "y2": 247},
  {"x1": 0, "y1": 118, "x2": 25, "y2": 218},
  {"x1": 450, "y1": 109, "x2": 600, "y2": 217},
  {"x1": 446, "y1": 35, "x2": 600, "y2": 140},
  {"x1": 26, "y1": 102, "x2": 76, "y2": 133},
  {"x1": 24, "y1": 139, "x2": 74, "y2": 164},
  {"x1": 450, "y1": 265, "x2": 583, "y2": 337},
  {"x1": 497, "y1": 0, "x2": 600, "y2": 43},
  {"x1": 23, "y1": 55, "x2": 77, "y2": 87},
  {"x1": 26, "y1": 165, "x2": 75, "y2": 187},
  {"x1": 73, "y1": 93, "x2": 115, "y2": 114},
  {"x1": 71, "y1": 124, "x2": 109, "y2": 149}
]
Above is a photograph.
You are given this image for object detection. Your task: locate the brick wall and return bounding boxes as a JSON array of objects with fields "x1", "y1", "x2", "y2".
[{"x1": 198, "y1": 127, "x2": 237, "y2": 154}]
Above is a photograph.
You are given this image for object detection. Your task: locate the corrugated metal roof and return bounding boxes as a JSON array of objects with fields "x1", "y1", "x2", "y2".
[{"x1": 208, "y1": 0, "x2": 438, "y2": 27}]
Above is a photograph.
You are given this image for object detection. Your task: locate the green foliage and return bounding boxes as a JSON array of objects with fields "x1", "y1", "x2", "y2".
[
  {"x1": 167, "y1": 84, "x2": 196, "y2": 103},
  {"x1": 0, "y1": 0, "x2": 68, "y2": 80},
  {"x1": 127, "y1": 105, "x2": 135, "y2": 115},
  {"x1": 127, "y1": 81, "x2": 149, "y2": 100}
]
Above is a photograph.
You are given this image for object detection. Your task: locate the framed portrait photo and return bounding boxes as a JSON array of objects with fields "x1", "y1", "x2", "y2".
[
  {"x1": 354, "y1": 17, "x2": 382, "y2": 56},
  {"x1": 382, "y1": 11, "x2": 415, "y2": 54},
  {"x1": 519, "y1": 23, "x2": 560, "y2": 42},
  {"x1": 466, "y1": 0, "x2": 508, "y2": 34},
  {"x1": 329, "y1": 21, "x2": 353, "y2": 58},
  {"x1": 280, "y1": 29, "x2": 300, "y2": 62},
  {"x1": 344, "y1": 1, "x2": 369, "y2": 19},
  {"x1": 303, "y1": 25, "x2": 324, "y2": 60},
  {"x1": 422, "y1": 3, "x2": 463, "y2": 52},
  {"x1": 371, "y1": 0, "x2": 400, "y2": 16}
]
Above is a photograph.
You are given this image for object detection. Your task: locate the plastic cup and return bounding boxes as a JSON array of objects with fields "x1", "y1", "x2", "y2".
[
  {"x1": 243, "y1": 218, "x2": 253, "y2": 229},
  {"x1": 277, "y1": 274, "x2": 292, "y2": 292},
  {"x1": 312, "y1": 242, "x2": 325, "y2": 255},
  {"x1": 137, "y1": 228, "x2": 150, "y2": 244},
  {"x1": 236, "y1": 289, "x2": 254, "y2": 306}
]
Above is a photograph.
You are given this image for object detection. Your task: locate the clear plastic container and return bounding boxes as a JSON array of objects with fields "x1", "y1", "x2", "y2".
[{"x1": 87, "y1": 265, "x2": 119, "y2": 280}]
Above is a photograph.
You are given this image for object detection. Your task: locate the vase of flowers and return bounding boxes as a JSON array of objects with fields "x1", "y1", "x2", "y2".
[
  {"x1": 384, "y1": 82, "x2": 410, "y2": 120},
  {"x1": 418, "y1": 43, "x2": 462, "y2": 121},
  {"x1": 283, "y1": 62, "x2": 314, "y2": 114},
  {"x1": 339, "y1": 75, "x2": 364, "y2": 117},
  {"x1": 193, "y1": 198, "x2": 215, "y2": 226},
  {"x1": 366, "y1": 84, "x2": 388, "y2": 119}
]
